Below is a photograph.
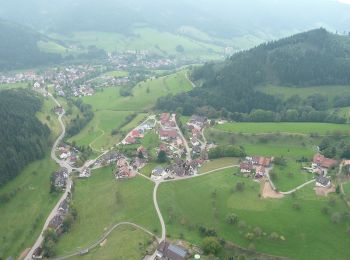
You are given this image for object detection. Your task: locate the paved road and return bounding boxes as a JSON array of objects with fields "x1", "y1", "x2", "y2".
[
  {"x1": 52, "y1": 222, "x2": 157, "y2": 260},
  {"x1": 279, "y1": 179, "x2": 316, "y2": 195},
  {"x1": 172, "y1": 114, "x2": 191, "y2": 161},
  {"x1": 25, "y1": 94, "x2": 74, "y2": 260},
  {"x1": 153, "y1": 182, "x2": 166, "y2": 242}
]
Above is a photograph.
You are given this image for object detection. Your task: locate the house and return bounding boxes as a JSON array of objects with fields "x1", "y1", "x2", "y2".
[
  {"x1": 58, "y1": 199, "x2": 69, "y2": 215},
  {"x1": 79, "y1": 168, "x2": 91, "y2": 178},
  {"x1": 159, "y1": 129, "x2": 178, "y2": 141},
  {"x1": 160, "y1": 113, "x2": 171, "y2": 124},
  {"x1": 131, "y1": 129, "x2": 143, "y2": 138},
  {"x1": 188, "y1": 115, "x2": 207, "y2": 128},
  {"x1": 157, "y1": 241, "x2": 188, "y2": 260},
  {"x1": 48, "y1": 214, "x2": 64, "y2": 232},
  {"x1": 316, "y1": 175, "x2": 331, "y2": 188},
  {"x1": 255, "y1": 166, "x2": 266, "y2": 178},
  {"x1": 137, "y1": 146, "x2": 148, "y2": 158},
  {"x1": 252, "y1": 156, "x2": 272, "y2": 167},
  {"x1": 52, "y1": 168, "x2": 68, "y2": 190},
  {"x1": 313, "y1": 154, "x2": 337, "y2": 169},
  {"x1": 53, "y1": 106, "x2": 64, "y2": 115},
  {"x1": 123, "y1": 136, "x2": 137, "y2": 145},
  {"x1": 32, "y1": 247, "x2": 43, "y2": 259},
  {"x1": 152, "y1": 166, "x2": 165, "y2": 176},
  {"x1": 240, "y1": 163, "x2": 252, "y2": 173}
]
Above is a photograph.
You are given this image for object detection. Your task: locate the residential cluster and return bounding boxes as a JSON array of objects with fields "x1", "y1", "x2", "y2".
[
  {"x1": 122, "y1": 120, "x2": 155, "y2": 145},
  {"x1": 51, "y1": 168, "x2": 69, "y2": 191},
  {"x1": 303, "y1": 153, "x2": 338, "y2": 188},
  {"x1": 186, "y1": 115, "x2": 208, "y2": 157},
  {"x1": 240, "y1": 156, "x2": 273, "y2": 178},
  {"x1": 56, "y1": 143, "x2": 80, "y2": 167}
]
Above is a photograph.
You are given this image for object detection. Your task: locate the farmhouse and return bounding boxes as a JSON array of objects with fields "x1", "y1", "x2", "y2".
[
  {"x1": 79, "y1": 168, "x2": 91, "y2": 178},
  {"x1": 316, "y1": 175, "x2": 331, "y2": 188},
  {"x1": 188, "y1": 114, "x2": 207, "y2": 128},
  {"x1": 160, "y1": 113, "x2": 171, "y2": 124},
  {"x1": 157, "y1": 241, "x2": 188, "y2": 260},
  {"x1": 252, "y1": 156, "x2": 272, "y2": 167},
  {"x1": 48, "y1": 214, "x2": 64, "y2": 232},
  {"x1": 152, "y1": 166, "x2": 165, "y2": 176},
  {"x1": 240, "y1": 163, "x2": 252, "y2": 173},
  {"x1": 159, "y1": 129, "x2": 178, "y2": 141},
  {"x1": 52, "y1": 168, "x2": 68, "y2": 190},
  {"x1": 313, "y1": 154, "x2": 337, "y2": 169},
  {"x1": 123, "y1": 136, "x2": 137, "y2": 145}
]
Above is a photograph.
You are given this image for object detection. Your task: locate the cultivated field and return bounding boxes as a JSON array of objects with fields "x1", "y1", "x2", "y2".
[{"x1": 158, "y1": 169, "x2": 350, "y2": 260}]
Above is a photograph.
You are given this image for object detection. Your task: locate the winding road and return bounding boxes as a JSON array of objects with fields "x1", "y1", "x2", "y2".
[{"x1": 25, "y1": 94, "x2": 74, "y2": 260}]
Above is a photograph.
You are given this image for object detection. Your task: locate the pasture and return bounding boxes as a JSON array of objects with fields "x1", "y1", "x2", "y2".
[
  {"x1": 70, "y1": 225, "x2": 155, "y2": 260},
  {"x1": 205, "y1": 129, "x2": 316, "y2": 159},
  {"x1": 51, "y1": 27, "x2": 223, "y2": 59},
  {"x1": 260, "y1": 84, "x2": 350, "y2": 101},
  {"x1": 55, "y1": 167, "x2": 160, "y2": 255},
  {"x1": 82, "y1": 70, "x2": 192, "y2": 111},
  {"x1": 158, "y1": 169, "x2": 350, "y2": 260},
  {"x1": 199, "y1": 157, "x2": 239, "y2": 174},
  {"x1": 271, "y1": 159, "x2": 314, "y2": 192},
  {"x1": 215, "y1": 122, "x2": 350, "y2": 135}
]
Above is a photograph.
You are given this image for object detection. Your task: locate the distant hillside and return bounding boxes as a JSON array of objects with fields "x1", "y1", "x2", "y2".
[
  {"x1": 0, "y1": 89, "x2": 50, "y2": 187},
  {"x1": 157, "y1": 29, "x2": 350, "y2": 123},
  {"x1": 0, "y1": 20, "x2": 62, "y2": 70}
]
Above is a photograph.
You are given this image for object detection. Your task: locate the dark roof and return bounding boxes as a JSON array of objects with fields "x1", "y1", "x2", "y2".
[
  {"x1": 168, "y1": 244, "x2": 187, "y2": 258},
  {"x1": 316, "y1": 176, "x2": 330, "y2": 186},
  {"x1": 158, "y1": 241, "x2": 187, "y2": 260}
]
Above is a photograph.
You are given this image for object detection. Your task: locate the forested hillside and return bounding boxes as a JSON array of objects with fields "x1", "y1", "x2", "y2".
[
  {"x1": 157, "y1": 29, "x2": 350, "y2": 123},
  {"x1": 0, "y1": 90, "x2": 50, "y2": 187},
  {"x1": 0, "y1": 20, "x2": 61, "y2": 70}
]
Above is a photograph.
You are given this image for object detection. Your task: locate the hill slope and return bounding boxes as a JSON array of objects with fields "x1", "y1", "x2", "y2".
[
  {"x1": 157, "y1": 29, "x2": 350, "y2": 122},
  {"x1": 0, "y1": 20, "x2": 62, "y2": 70},
  {"x1": 0, "y1": 89, "x2": 50, "y2": 187}
]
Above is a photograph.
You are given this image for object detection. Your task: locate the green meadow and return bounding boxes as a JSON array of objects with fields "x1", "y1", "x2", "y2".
[
  {"x1": 82, "y1": 70, "x2": 192, "y2": 111},
  {"x1": 51, "y1": 27, "x2": 224, "y2": 59},
  {"x1": 70, "y1": 70, "x2": 192, "y2": 150},
  {"x1": 199, "y1": 158, "x2": 239, "y2": 174},
  {"x1": 215, "y1": 122, "x2": 350, "y2": 135},
  {"x1": 271, "y1": 159, "x2": 315, "y2": 192},
  {"x1": 70, "y1": 225, "x2": 155, "y2": 260},
  {"x1": 0, "y1": 82, "x2": 28, "y2": 89},
  {"x1": 55, "y1": 167, "x2": 160, "y2": 255},
  {"x1": 158, "y1": 169, "x2": 350, "y2": 260},
  {"x1": 206, "y1": 129, "x2": 316, "y2": 159},
  {"x1": 260, "y1": 84, "x2": 350, "y2": 101}
]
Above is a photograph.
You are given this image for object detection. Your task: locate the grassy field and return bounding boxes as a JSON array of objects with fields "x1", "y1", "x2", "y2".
[
  {"x1": 0, "y1": 155, "x2": 61, "y2": 259},
  {"x1": 271, "y1": 160, "x2": 315, "y2": 192},
  {"x1": 68, "y1": 110, "x2": 133, "y2": 150},
  {"x1": 37, "y1": 40, "x2": 70, "y2": 54},
  {"x1": 82, "y1": 70, "x2": 192, "y2": 111},
  {"x1": 102, "y1": 70, "x2": 129, "y2": 78},
  {"x1": 199, "y1": 158, "x2": 239, "y2": 174},
  {"x1": 55, "y1": 167, "x2": 160, "y2": 255},
  {"x1": 69, "y1": 70, "x2": 191, "y2": 150},
  {"x1": 51, "y1": 27, "x2": 224, "y2": 59},
  {"x1": 215, "y1": 122, "x2": 350, "y2": 135},
  {"x1": 206, "y1": 129, "x2": 316, "y2": 159},
  {"x1": 70, "y1": 225, "x2": 155, "y2": 260},
  {"x1": 260, "y1": 84, "x2": 350, "y2": 101},
  {"x1": 0, "y1": 82, "x2": 28, "y2": 89},
  {"x1": 158, "y1": 169, "x2": 350, "y2": 260}
]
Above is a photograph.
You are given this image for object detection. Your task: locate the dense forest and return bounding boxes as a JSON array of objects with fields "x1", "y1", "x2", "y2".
[
  {"x1": 157, "y1": 29, "x2": 350, "y2": 123},
  {"x1": 0, "y1": 89, "x2": 50, "y2": 187},
  {"x1": 0, "y1": 20, "x2": 63, "y2": 70}
]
